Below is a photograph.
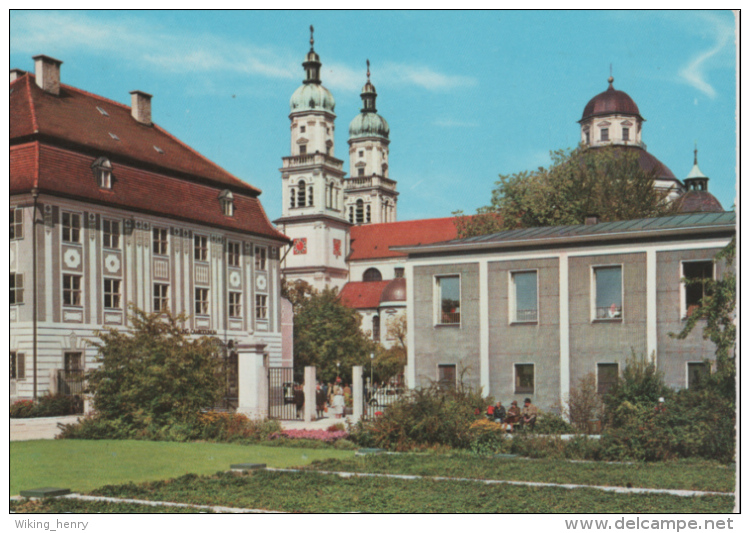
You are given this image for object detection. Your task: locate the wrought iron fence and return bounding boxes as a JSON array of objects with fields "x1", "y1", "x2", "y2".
[
  {"x1": 363, "y1": 377, "x2": 405, "y2": 419},
  {"x1": 268, "y1": 367, "x2": 300, "y2": 420}
]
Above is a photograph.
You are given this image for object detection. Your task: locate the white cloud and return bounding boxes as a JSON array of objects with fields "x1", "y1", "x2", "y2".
[
  {"x1": 677, "y1": 12, "x2": 735, "y2": 98},
  {"x1": 382, "y1": 62, "x2": 477, "y2": 91}
]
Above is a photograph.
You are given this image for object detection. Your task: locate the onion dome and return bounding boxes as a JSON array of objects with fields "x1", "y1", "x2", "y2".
[
  {"x1": 349, "y1": 60, "x2": 390, "y2": 140},
  {"x1": 380, "y1": 277, "x2": 406, "y2": 304},
  {"x1": 675, "y1": 148, "x2": 724, "y2": 213},
  {"x1": 580, "y1": 76, "x2": 643, "y2": 122},
  {"x1": 289, "y1": 26, "x2": 336, "y2": 114}
]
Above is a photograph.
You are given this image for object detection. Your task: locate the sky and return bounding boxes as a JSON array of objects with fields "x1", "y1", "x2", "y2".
[{"x1": 9, "y1": 10, "x2": 738, "y2": 223}]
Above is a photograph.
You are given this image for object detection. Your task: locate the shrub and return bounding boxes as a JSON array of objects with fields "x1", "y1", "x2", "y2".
[
  {"x1": 532, "y1": 411, "x2": 576, "y2": 434},
  {"x1": 604, "y1": 351, "x2": 671, "y2": 428},
  {"x1": 327, "y1": 423, "x2": 346, "y2": 432},
  {"x1": 468, "y1": 419, "x2": 507, "y2": 455},
  {"x1": 10, "y1": 394, "x2": 82, "y2": 418},
  {"x1": 566, "y1": 373, "x2": 604, "y2": 431},
  {"x1": 57, "y1": 416, "x2": 134, "y2": 440},
  {"x1": 277, "y1": 429, "x2": 348, "y2": 442}
]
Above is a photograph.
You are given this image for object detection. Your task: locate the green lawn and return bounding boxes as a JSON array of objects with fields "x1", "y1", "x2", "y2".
[
  {"x1": 303, "y1": 453, "x2": 735, "y2": 493},
  {"x1": 88, "y1": 470, "x2": 734, "y2": 513},
  {"x1": 10, "y1": 439, "x2": 354, "y2": 496}
]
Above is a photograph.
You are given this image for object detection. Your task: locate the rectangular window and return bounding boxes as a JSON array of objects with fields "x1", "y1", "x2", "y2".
[
  {"x1": 227, "y1": 241, "x2": 241, "y2": 267},
  {"x1": 511, "y1": 271, "x2": 538, "y2": 322},
  {"x1": 597, "y1": 363, "x2": 619, "y2": 395},
  {"x1": 64, "y1": 351, "x2": 83, "y2": 373},
  {"x1": 300, "y1": 125, "x2": 306, "y2": 133},
  {"x1": 514, "y1": 364, "x2": 534, "y2": 394},
  {"x1": 600, "y1": 128, "x2": 609, "y2": 142},
  {"x1": 153, "y1": 228, "x2": 169, "y2": 255},
  {"x1": 228, "y1": 291, "x2": 242, "y2": 318},
  {"x1": 102, "y1": 219, "x2": 120, "y2": 249},
  {"x1": 622, "y1": 127, "x2": 630, "y2": 141},
  {"x1": 358, "y1": 167, "x2": 365, "y2": 177},
  {"x1": 11, "y1": 352, "x2": 26, "y2": 379},
  {"x1": 195, "y1": 287, "x2": 209, "y2": 315},
  {"x1": 594, "y1": 266, "x2": 622, "y2": 319},
  {"x1": 436, "y1": 275, "x2": 460, "y2": 325},
  {"x1": 687, "y1": 362, "x2": 709, "y2": 388},
  {"x1": 10, "y1": 273, "x2": 24, "y2": 305},
  {"x1": 153, "y1": 283, "x2": 169, "y2": 312},
  {"x1": 62, "y1": 212, "x2": 81, "y2": 243},
  {"x1": 438, "y1": 364, "x2": 457, "y2": 389},
  {"x1": 255, "y1": 294, "x2": 268, "y2": 320},
  {"x1": 10, "y1": 208, "x2": 23, "y2": 240},
  {"x1": 683, "y1": 261, "x2": 713, "y2": 317},
  {"x1": 63, "y1": 274, "x2": 82, "y2": 306},
  {"x1": 255, "y1": 247, "x2": 267, "y2": 271},
  {"x1": 299, "y1": 144, "x2": 307, "y2": 155},
  {"x1": 194, "y1": 235, "x2": 208, "y2": 262},
  {"x1": 103, "y1": 278, "x2": 121, "y2": 309},
  {"x1": 394, "y1": 267, "x2": 405, "y2": 278}
]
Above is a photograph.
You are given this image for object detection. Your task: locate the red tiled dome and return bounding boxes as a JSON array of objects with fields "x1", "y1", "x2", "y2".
[{"x1": 581, "y1": 78, "x2": 641, "y2": 122}]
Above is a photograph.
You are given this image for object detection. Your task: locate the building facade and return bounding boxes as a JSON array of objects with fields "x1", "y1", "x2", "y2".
[
  {"x1": 10, "y1": 55, "x2": 291, "y2": 415},
  {"x1": 398, "y1": 213, "x2": 735, "y2": 409}
]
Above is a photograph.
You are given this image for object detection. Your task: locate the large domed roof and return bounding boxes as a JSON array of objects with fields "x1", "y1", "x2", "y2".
[
  {"x1": 581, "y1": 77, "x2": 642, "y2": 122},
  {"x1": 674, "y1": 191, "x2": 724, "y2": 213},
  {"x1": 349, "y1": 112, "x2": 390, "y2": 140},
  {"x1": 289, "y1": 83, "x2": 335, "y2": 114}
]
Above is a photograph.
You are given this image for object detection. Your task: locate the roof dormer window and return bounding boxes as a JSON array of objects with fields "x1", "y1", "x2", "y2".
[
  {"x1": 91, "y1": 157, "x2": 113, "y2": 189},
  {"x1": 219, "y1": 189, "x2": 235, "y2": 217},
  {"x1": 153, "y1": 145, "x2": 164, "y2": 154},
  {"x1": 97, "y1": 106, "x2": 109, "y2": 117},
  {"x1": 109, "y1": 132, "x2": 120, "y2": 141}
]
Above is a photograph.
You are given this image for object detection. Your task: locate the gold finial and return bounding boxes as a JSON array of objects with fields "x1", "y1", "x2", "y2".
[
  {"x1": 310, "y1": 25, "x2": 314, "y2": 49},
  {"x1": 366, "y1": 59, "x2": 371, "y2": 81}
]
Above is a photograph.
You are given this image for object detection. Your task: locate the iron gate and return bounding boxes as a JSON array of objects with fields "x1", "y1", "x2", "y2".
[
  {"x1": 363, "y1": 375, "x2": 405, "y2": 419},
  {"x1": 56, "y1": 369, "x2": 85, "y2": 414},
  {"x1": 214, "y1": 350, "x2": 239, "y2": 411},
  {"x1": 268, "y1": 367, "x2": 300, "y2": 420}
]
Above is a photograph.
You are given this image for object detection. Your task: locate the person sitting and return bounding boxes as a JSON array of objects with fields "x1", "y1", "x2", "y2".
[
  {"x1": 493, "y1": 401, "x2": 506, "y2": 423},
  {"x1": 486, "y1": 404, "x2": 495, "y2": 420},
  {"x1": 521, "y1": 398, "x2": 538, "y2": 430},
  {"x1": 505, "y1": 400, "x2": 521, "y2": 431}
]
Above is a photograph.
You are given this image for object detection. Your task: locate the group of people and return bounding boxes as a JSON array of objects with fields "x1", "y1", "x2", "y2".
[
  {"x1": 294, "y1": 378, "x2": 351, "y2": 420},
  {"x1": 485, "y1": 398, "x2": 538, "y2": 432}
]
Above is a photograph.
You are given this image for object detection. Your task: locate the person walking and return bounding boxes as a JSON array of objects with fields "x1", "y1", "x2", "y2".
[{"x1": 332, "y1": 386, "x2": 346, "y2": 419}]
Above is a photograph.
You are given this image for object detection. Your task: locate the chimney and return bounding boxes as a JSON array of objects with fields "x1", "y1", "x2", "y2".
[
  {"x1": 10, "y1": 69, "x2": 25, "y2": 83},
  {"x1": 32, "y1": 55, "x2": 63, "y2": 95},
  {"x1": 129, "y1": 90, "x2": 152, "y2": 125},
  {"x1": 585, "y1": 214, "x2": 600, "y2": 226}
]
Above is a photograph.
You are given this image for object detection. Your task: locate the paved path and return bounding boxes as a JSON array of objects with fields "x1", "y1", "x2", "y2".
[{"x1": 10, "y1": 415, "x2": 81, "y2": 441}]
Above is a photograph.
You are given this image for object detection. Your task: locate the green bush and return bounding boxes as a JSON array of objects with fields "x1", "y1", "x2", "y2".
[
  {"x1": 531, "y1": 411, "x2": 576, "y2": 434},
  {"x1": 604, "y1": 351, "x2": 671, "y2": 428},
  {"x1": 10, "y1": 394, "x2": 82, "y2": 418},
  {"x1": 468, "y1": 419, "x2": 508, "y2": 455},
  {"x1": 347, "y1": 383, "x2": 489, "y2": 451},
  {"x1": 57, "y1": 416, "x2": 134, "y2": 440}
]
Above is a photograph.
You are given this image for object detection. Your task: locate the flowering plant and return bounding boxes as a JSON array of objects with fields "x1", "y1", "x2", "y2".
[{"x1": 276, "y1": 429, "x2": 348, "y2": 442}]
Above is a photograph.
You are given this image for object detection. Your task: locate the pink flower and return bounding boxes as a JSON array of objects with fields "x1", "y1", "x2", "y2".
[{"x1": 281, "y1": 429, "x2": 348, "y2": 442}]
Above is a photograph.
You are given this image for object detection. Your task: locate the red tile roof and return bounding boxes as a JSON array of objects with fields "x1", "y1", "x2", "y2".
[
  {"x1": 10, "y1": 72, "x2": 288, "y2": 242},
  {"x1": 338, "y1": 280, "x2": 392, "y2": 309},
  {"x1": 348, "y1": 217, "x2": 459, "y2": 261}
]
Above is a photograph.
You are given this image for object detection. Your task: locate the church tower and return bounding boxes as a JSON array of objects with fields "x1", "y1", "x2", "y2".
[
  {"x1": 275, "y1": 27, "x2": 350, "y2": 291},
  {"x1": 344, "y1": 61, "x2": 399, "y2": 225}
]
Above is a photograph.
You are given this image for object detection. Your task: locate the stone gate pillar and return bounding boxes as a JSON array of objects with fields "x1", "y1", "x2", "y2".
[
  {"x1": 304, "y1": 366, "x2": 316, "y2": 422},
  {"x1": 352, "y1": 365, "x2": 364, "y2": 422},
  {"x1": 236, "y1": 342, "x2": 268, "y2": 418}
]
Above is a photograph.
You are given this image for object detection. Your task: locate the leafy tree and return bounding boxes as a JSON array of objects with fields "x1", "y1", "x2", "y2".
[
  {"x1": 670, "y1": 237, "x2": 736, "y2": 399},
  {"x1": 369, "y1": 314, "x2": 408, "y2": 384},
  {"x1": 86, "y1": 308, "x2": 222, "y2": 430},
  {"x1": 454, "y1": 145, "x2": 676, "y2": 238},
  {"x1": 288, "y1": 282, "x2": 375, "y2": 383}
]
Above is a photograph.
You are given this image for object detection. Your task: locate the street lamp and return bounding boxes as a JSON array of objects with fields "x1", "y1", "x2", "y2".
[
  {"x1": 336, "y1": 361, "x2": 340, "y2": 379},
  {"x1": 370, "y1": 352, "x2": 375, "y2": 391}
]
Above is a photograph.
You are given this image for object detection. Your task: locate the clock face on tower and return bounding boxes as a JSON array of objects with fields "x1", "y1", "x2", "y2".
[{"x1": 293, "y1": 238, "x2": 308, "y2": 255}]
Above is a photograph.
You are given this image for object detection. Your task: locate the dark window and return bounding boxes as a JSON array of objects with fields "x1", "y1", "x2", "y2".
[
  {"x1": 11, "y1": 351, "x2": 25, "y2": 379},
  {"x1": 438, "y1": 364, "x2": 457, "y2": 389},
  {"x1": 366, "y1": 205, "x2": 371, "y2": 223},
  {"x1": 348, "y1": 206, "x2": 354, "y2": 224},
  {"x1": 594, "y1": 266, "x2": 622, "y2": 319},
  {"x1": 153, "y1": 283, "x2": 169, "y2": 312},
  {"x1": 299, "y1": 144, "x2": 307, "y2": 155},
  {"x1": 622, "y1": 127, "x2": 630, "y2": 141},
  {"x1": 585, "y1": 131, "x2": 590, "y2": 144},
  {"x1": 290, "y1": 188, "x2": 296, "y2": 208},
  {"x1": 308, "y1": 186, "x2": 314, "y2": 207},
  {"x1": 62, "y1": 212, "x2": 81, "y2": 243},
  {"x1": 10, "y1": 273, "x2": 23, "y2": 305},
  {"x1": 597, "y1": 363, "x2": 619, "y2": 395},
  {"x1": 437, "y1": 276, "x2": 460, "y2": 325},
  {"x1": 687, "y1": 362, "x2": 709, "y2": 388},
  {"x1": 394, "y1": 267, "x2": 405, "y2": 278},
  {"x1": 363, "y1": 268, "x2": 382, "y2": 282},
  {"x1": 300, "y1": 125, "x2": 306, "y2": 133},
  {"x1": 512, "y1": 271, "x2": 538, "y2": 322},
  {"x1": 64, "y1": 352, "x2": 83, "y2": 373},
  {"x1": 297, "y1": 180, "x2": 306, "y2": 207},
  {"x1": 102, "y1": 219, "x2": 120, "y2": 249},
  {"x1": 683, "y1": 261, "x2": 713, "y2": 317},
  {"x1": 356, "y1": 199, "x2": 365, "y2": 224},
  {"x1": 255, "y1": 247, "x2": 267, "y2": 270},
  {"x1": 228, "y1": 291, "x2": 242, "y2": 318},
  {"x1": 227, "y1": 241, "x2": 241, "y2": 267},
  {"x1": 10, "y1": 208, "x2": 23, "y2": 240},
  {"x1": 103, "y1": 278, "x2": 121, "y2": 309},
  {"x1": 63, "y1": 274, "x2": 82, "y2": 306},
  {"x1": 256, "y1": 294, "x2": 268, "y2": 320},
  {"x1": 153, "y1": 228, "x2": 168, "y2": 255},
  {"x1": 601, "y1": 128, "x2": 609, "y2": 142},
  {"x1": 372, "y1": 315, "x2": 380, "y2": 341},
  {"x1": 195, "y1": 288, "x2": 209, "y2": 315},
  {"x1": 358, "y1": 167, "x2": 365, "y2": 177},
  {"x1": 194, "y1": 235, "x2": 208, "y2": 262},
  {"x1": 515, "y1": 364, "x2": 534, "y2": 394}
]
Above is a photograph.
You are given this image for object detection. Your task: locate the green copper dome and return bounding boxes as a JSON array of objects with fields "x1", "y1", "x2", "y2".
[
  {"x1": 349, "y1": 112, "x2": 390, "y2": 140},
  {"x1": 289, "y1": 83, "x2": 336, "y2": 114}
]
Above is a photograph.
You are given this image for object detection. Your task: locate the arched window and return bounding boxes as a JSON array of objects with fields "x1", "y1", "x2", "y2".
[
  {"x1": 363, "y1": 268, "x2": 382, "y2": 282},
  {"x1": 372, "y1": 315, "x2": 380, "y2": 341},
  {"x1": 356, "y1": 199, "x2": 365, "y2": 224},
  {"x1": 91, "y1": 157, "x2": 113, "y2": 189},
  {"x1": 297, "y1": 180, "x2": 306, "y2": 207}
]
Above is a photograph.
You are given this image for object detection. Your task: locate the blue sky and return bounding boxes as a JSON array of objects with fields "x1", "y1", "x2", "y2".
[{"x1": 10, "y1": 10, "x2": 738, "y2": 222}]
